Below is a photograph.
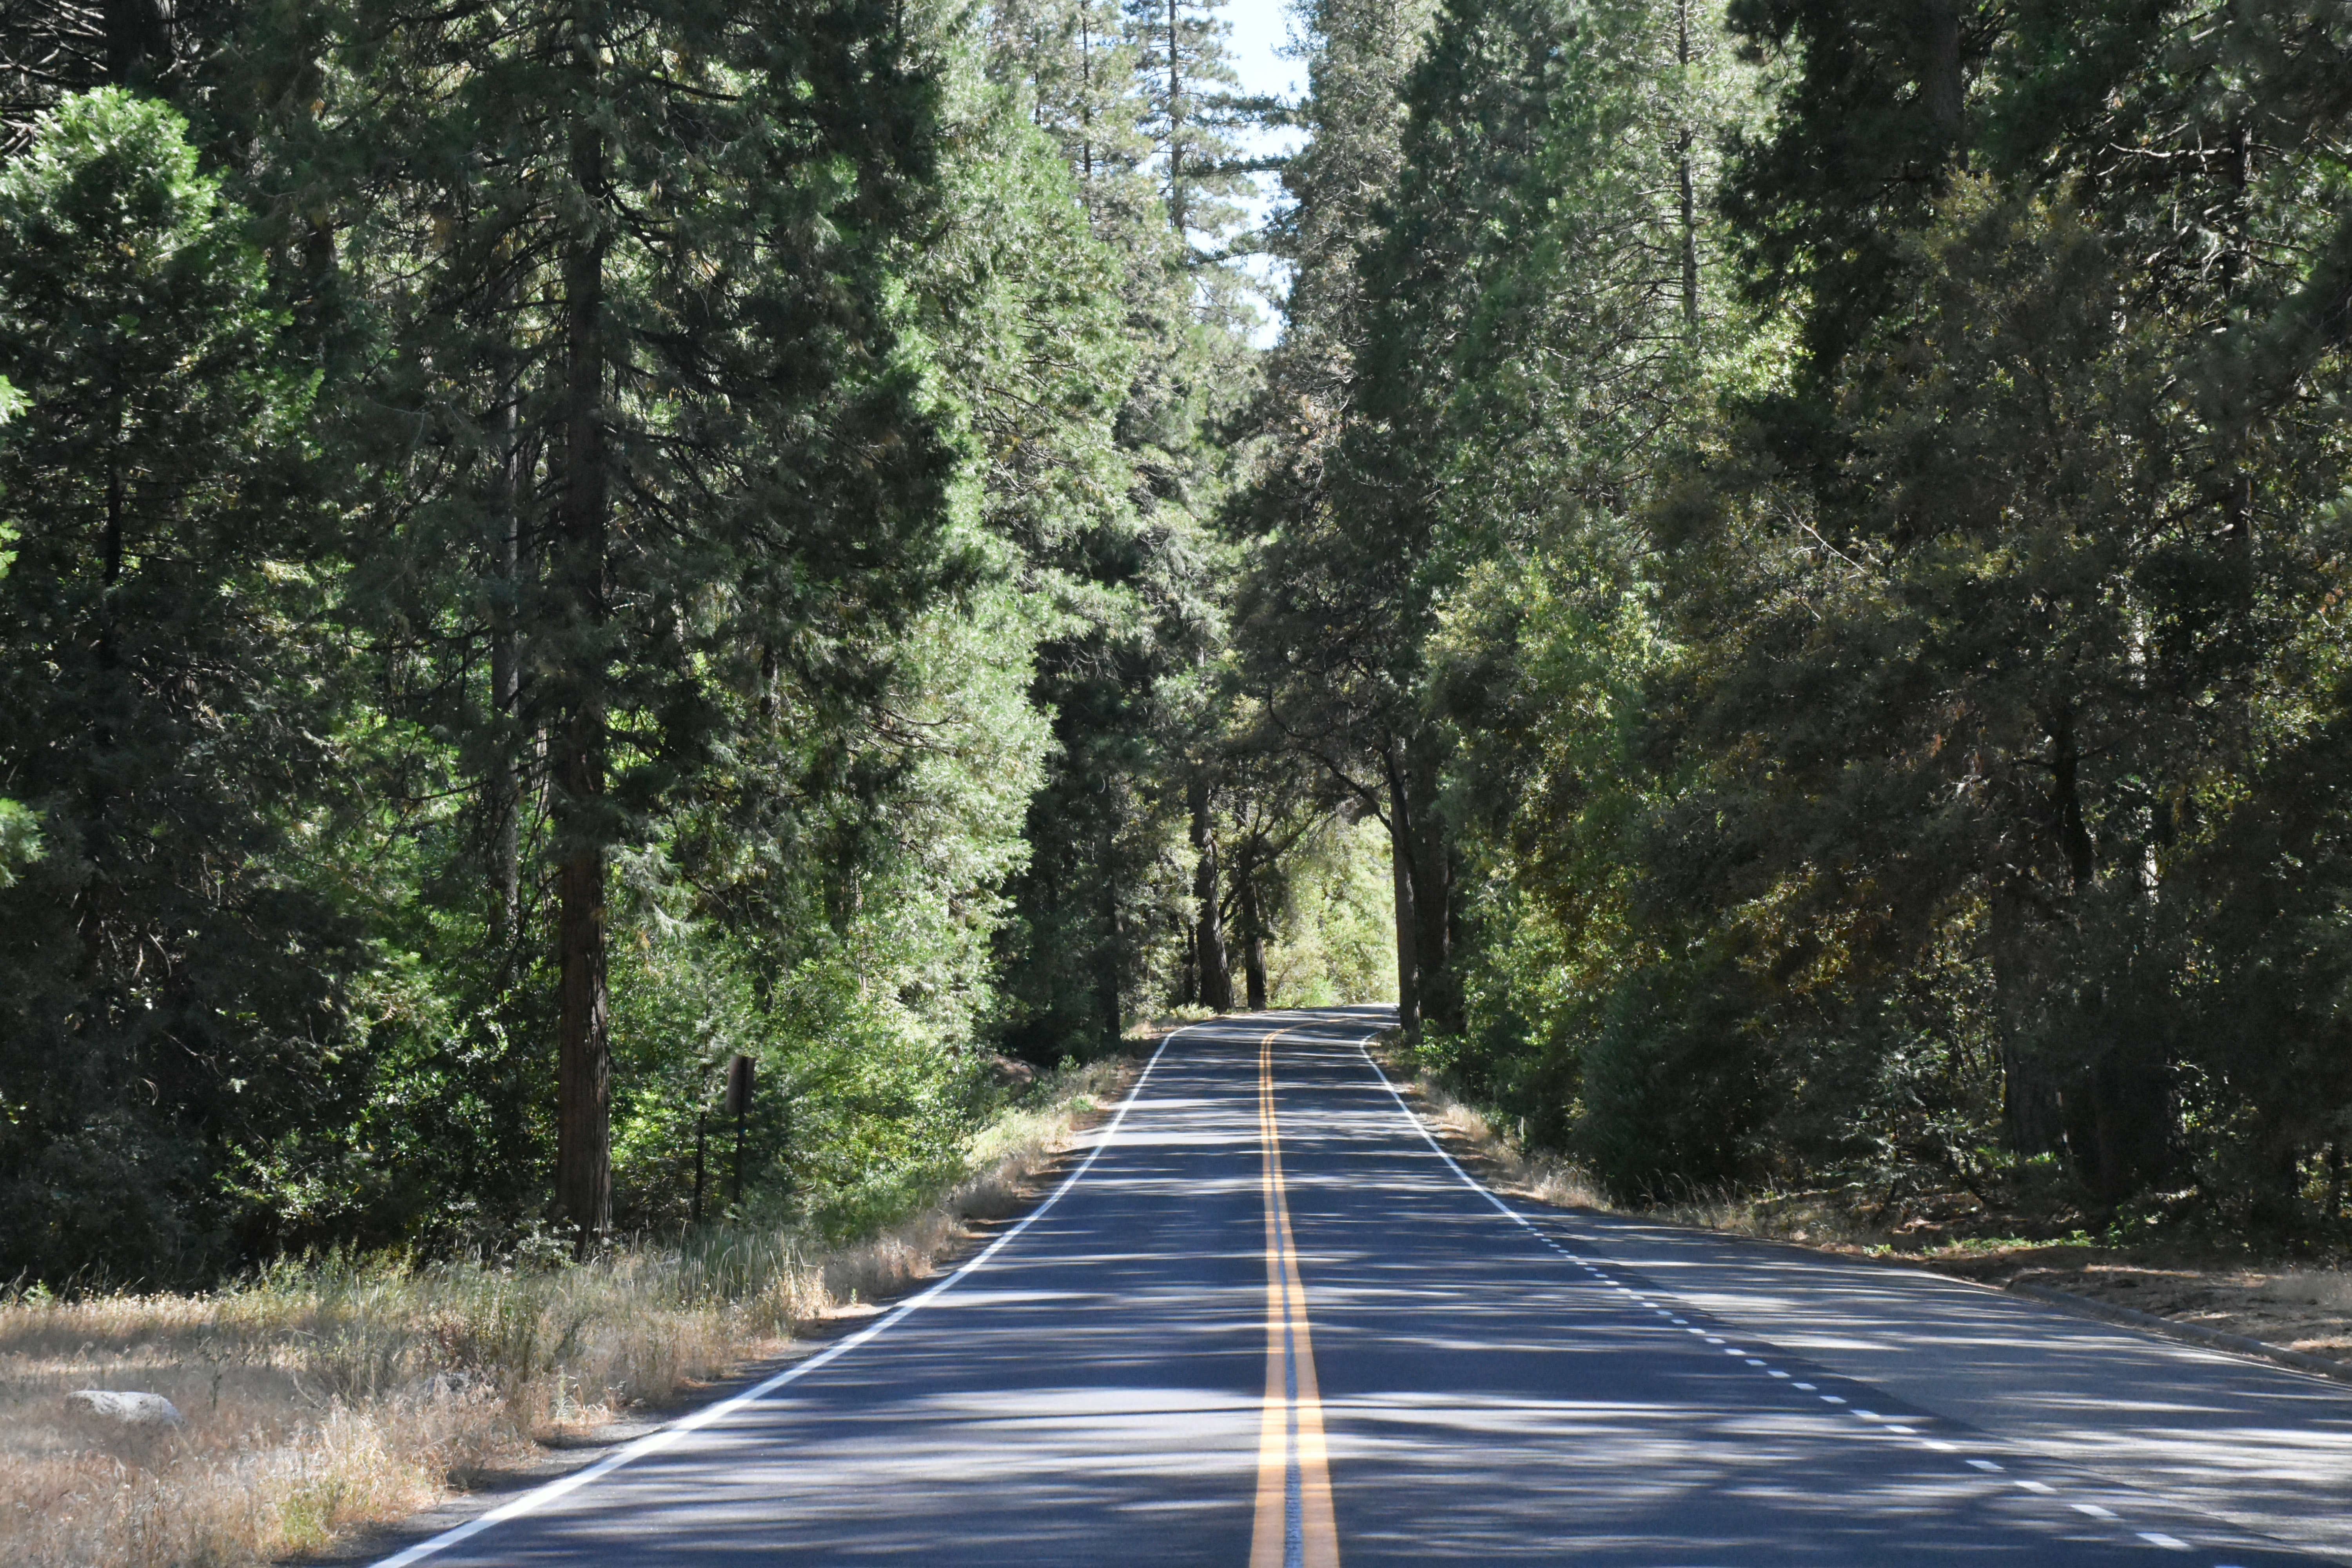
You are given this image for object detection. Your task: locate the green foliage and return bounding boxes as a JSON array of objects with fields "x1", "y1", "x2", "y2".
[
  {"x1": 59, "y1": 0, "x2": 2352, "y2": 1298},
  {"x1": 0, "y1": 0, "x2": 1313, "y2": 1285},
  {"x1": 978, "y1": 0, "x2": 1271, "y2": 1060},
  {"x1": 1262, "y1": 814, "x2": 1398, "y2": 1009},
  {"x1": 0, "y1": 796, "x2": 39, "y2": 888},
  {"x1": 0, "y1": 88, "x2": 359, "y2": 1281},
  {"x1": 1303, "y1": 0, "x2": 2352, "y2": 1236}
]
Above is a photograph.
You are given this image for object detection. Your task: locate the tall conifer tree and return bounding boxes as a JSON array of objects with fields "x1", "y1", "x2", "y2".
[{"x1": 336, "y1": 0, "x2": 957, "y2": 1244}]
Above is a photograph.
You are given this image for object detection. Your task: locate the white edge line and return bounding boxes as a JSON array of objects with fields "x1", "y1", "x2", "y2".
[
  {"x1": 1355, "y1": 1038, "x2": 1547, "y2": 1237},
  {"x1": 368, "y1": 1026, "x2": 1189, "y2": 1568}
]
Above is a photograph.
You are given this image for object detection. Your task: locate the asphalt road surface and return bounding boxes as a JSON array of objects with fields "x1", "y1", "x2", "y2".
[{"x1": 378, "y1": 1007, "x2": 2352, "y2": 1566}]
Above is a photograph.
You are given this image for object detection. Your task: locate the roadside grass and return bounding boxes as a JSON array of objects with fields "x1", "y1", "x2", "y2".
[
  {"x1": 0, "y1": 1051, "x2": 1137, "y2": 1568},
  {"x1": 1403, "y1": 1070, "x2": 1610, "y2": 1213}
]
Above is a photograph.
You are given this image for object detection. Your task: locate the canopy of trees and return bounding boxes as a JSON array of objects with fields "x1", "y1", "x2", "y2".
[
  {"x1": 4, "y1": 0, "x2": 2348, "y2": 1284},
  {"x1": 1246, "y1": 0, "x2": 2352, "y2": 1237}
]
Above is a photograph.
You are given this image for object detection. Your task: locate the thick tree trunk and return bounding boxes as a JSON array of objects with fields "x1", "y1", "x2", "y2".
[
  {"x1": 2069, "y1": 1047, "x2": 2170, "y2": 1215},
  {"x1": 1238, "y1": 848, "x2": 1268, "y2": 1012},
  {"x1": 1190, "y1": 775, "x2": 1231, "y2": 1011},
  {"x1": 1399, "y1": 745, "x2": 1461, "y2": 1037},
  {"x1": 1410, "y1": 823, "x2": 1459, "y2": 1035},
  {"x1": 101, "y1": 0, "x2": 170, "y2": 84},
  {"x1": 552, "y1": 103, "x2": 611, "y2": 1254},
  {"x1": 1922, "y1": 0, "x2": 1964, "y2": 147},
  {"x1": 1990, "y1": 877, "x2": 2059, "y2": 1156},
  {"x1": 2050, "y1": 710, "x2": 2094, "y2": 890},
  {"x1": 553, "y1": 718, "x2": 608, "y2": 1248},
  {"x1": 1384, "y1": 742, "x2": 1421, "y2": 1039}
]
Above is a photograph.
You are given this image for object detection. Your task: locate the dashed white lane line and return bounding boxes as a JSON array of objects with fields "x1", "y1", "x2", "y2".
[
  {"x1": 1355, "y1": 1041, "x2": 2241, "y2": 1565},
  {"x1": 1619, "y1": 1297, "x2": 2227, "y2": 1558}
]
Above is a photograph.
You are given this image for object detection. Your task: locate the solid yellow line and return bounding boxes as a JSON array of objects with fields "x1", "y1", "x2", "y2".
[
  {"x1": 1250, "y1": 1033, "x2": 1287, "y2": 1568},
  {"x1": 1249, "y1": 1028, "x2": 1341, "y2": 1568}
]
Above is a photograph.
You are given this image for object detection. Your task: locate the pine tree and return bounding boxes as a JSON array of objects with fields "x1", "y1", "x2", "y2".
[
  {"x1": 982, "y1": 0, "x2": 1256, "y2": 1047},
  {"x1": 1125, "y1": 0, "x2": 1258, "y2": 261},
  {"x1": 332, "y1": 0, "x2": 960, "y2": 1245},
  {"x1": 0, "y1": 89, "x2": 359, "y2": 1279},
  {"x1": 1626, "y1": 0, "x2": 2352, "y2": 1213}
]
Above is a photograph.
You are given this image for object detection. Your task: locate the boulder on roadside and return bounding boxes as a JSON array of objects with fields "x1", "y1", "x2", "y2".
[{"x1": 66, "y1": 1390, "x2": 186, "y2": 1428}]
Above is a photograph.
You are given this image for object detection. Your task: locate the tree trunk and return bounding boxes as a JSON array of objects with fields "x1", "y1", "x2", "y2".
[
  {"x1": 1385, "y1": 742, "x2": 1421, "y2": 1040},
  {"x1": 101, "y1": 0, "x2": 170, "y2": 85},
  {"x1": 1675, "y1": 0, "x2": 1697, "y2": 332},
  {"x1": 1922, "y1": 0, "x2": 1964, "y2": 148},
  {"x1": 1401, "y1": 744, "x2": 1460, "y2": 1036},
  {"x1": 1165, "y1": 0, "x2": 1184, "y2": 240},
  {"x1": 551, "y1": 96, "x2": 612, "y2": 1254},
  {"x1": 2218, "y1": 121, "x2": 2256, "y2": 606},
  {"x1": 1410, "y1": 824, "x2": 1459, "y2": 1035},
  {"x1": 1190, "y1": 775, "x2": 1231, "y2": 1011},
  {"x1": 2050, "y1": 710, "x2": 2094, "y2": 890},
  {"x1": 1238, "y1": 846, "x2": 1268, "y2": 1012},
  {"x1": 489, "y1": 377, "x2": 523, "y2": 944},
  {"x1": 1991, "y1": 877, "x2": 2060, "y2": 1156},
  {"x1": 1098, "y1": 863, "x2": 1123, "y2": 1047}
]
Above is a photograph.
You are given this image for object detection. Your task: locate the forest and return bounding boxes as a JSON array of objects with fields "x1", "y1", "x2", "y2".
[{"x1": 1, "y1": 0, "x2": 2348, "y2": 1290}]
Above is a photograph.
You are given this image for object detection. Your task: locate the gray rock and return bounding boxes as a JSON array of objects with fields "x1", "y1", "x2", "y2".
[{"x1": 65, "y1": 1390, "x2": 186, "y2": 1428}]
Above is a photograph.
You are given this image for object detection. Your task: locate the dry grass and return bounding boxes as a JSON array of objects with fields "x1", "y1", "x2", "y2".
[
  {"x1": 0, "y1": 1053, "x2": 1134, "y2": 1568},
  {"x1": 1644, "y1": 1187, "x2": 1893, "y2": 1249},
  {"x1": 1917, "y1": 1248, "x2": 2352, "y2": 1362},
  {"x1": 1406, "y1": 1073, "x2": 1611, "y2": 1212}
]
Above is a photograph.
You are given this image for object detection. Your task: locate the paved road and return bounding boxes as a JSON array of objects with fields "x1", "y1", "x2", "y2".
[{"x1": 381, "y1": 1008, "x2": 2352, "y2": 1566}]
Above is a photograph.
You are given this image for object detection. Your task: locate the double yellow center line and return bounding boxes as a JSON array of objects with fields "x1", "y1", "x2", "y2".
[{"x1": 1250, "y1": 1028, "x2": 1341, "y2": 1568}]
